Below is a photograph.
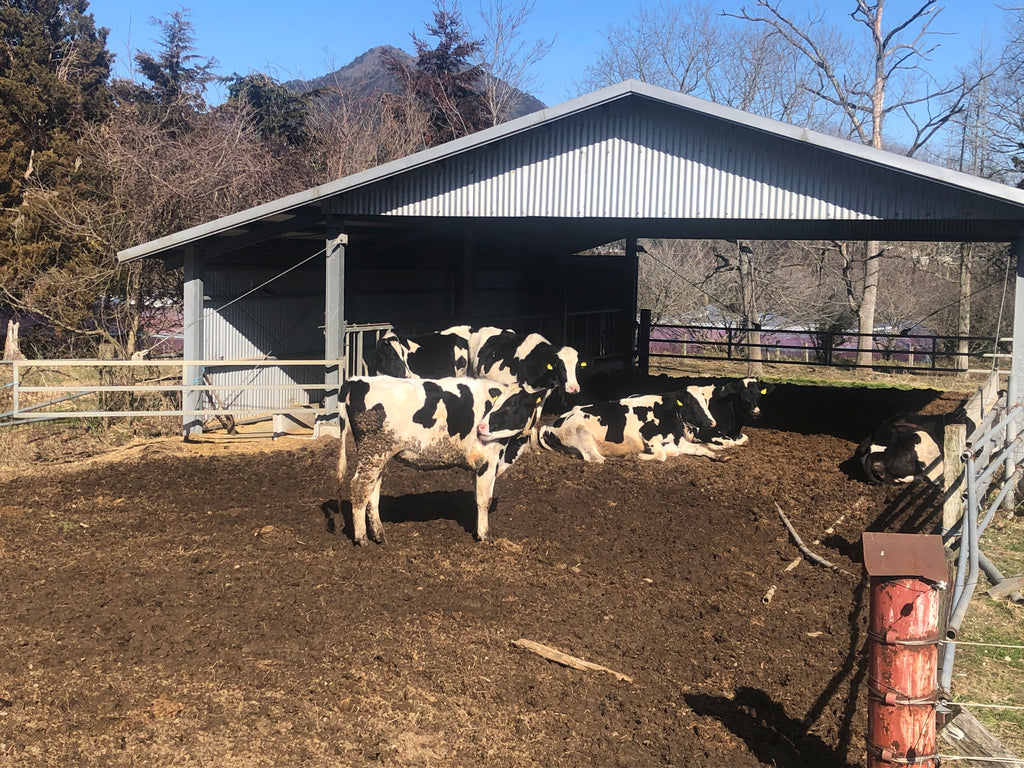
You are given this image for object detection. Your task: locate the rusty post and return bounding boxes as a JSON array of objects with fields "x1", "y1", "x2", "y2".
[{"x1": 862, "y1": 533, "x2": 949, "y2": 768}]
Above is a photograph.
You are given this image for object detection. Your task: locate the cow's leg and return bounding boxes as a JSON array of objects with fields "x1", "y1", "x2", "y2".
[
  {"x1": 365, "y1": 472, "x2": 387, "y2": 544},
  {"x1": 569, "y1": 426, "x2": 606, "y2": 463},
  {"x1": 638, "y1": 439, "x2": 670, "y2": 461},
  {"x1": 474, "y1": 460, "x2": 500, "y2": 542},
  {"x1": 675, "y1": 441, "x2": 732, "y2": 462},
  {"x1": 349, "y1": 455, "x2": 388, "y2": 546}
]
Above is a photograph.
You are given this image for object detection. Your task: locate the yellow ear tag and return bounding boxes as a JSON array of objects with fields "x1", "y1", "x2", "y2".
[
  {"x1": 580, "y1": 361, "x2": 587, "y2": 367},
  {"x1": 676, "y1": 400, "x2": 683, "y2": 407},
  {"x1": 546, "y1": 363, "x2": 553, "y2": 370},
  {"x1": 760, "y1": 388, "x2": 767, "y2": 395},
  {"x1": 535, "y1": 396, "x2": 542, "y2": 404}
]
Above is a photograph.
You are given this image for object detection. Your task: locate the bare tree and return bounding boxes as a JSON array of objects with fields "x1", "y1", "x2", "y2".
[
  {"x1": 472, "y1": 0, "x2": 554, "y2": 125},
  {"x1": 730, "y1": 0, "x2": 978, "y2": 366},
  {"x1": 304, "y1": 86, "x2": 431, "y2": 183},
  {"x1": 579, "y1": 1, "x2": 725, "y2": 95},
  {"x1": 636, "y1": 238, "x2": 717, "y2": 323}
]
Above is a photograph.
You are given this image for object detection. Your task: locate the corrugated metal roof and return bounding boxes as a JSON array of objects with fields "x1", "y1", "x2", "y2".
[{"x1": 117, "y1": 79, "x2": 1024, "y2": 264}]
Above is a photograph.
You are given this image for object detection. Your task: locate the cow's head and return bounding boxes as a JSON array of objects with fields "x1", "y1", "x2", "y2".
[
  {"x1": 555, "y1": 345, "x2": 588, "y2": 395},
  {"x1": 517, "y1": 336, "x2": 567, "y2": 393},
  {"x1": 477, "y1": 387, "x2": 548, "y2": 443},
  {"x1": 675, "y1": 385, "x2": 716, "y2": 429},
  {"x1": 738, "y1": 378, "x2": 773, "y2": 419}
]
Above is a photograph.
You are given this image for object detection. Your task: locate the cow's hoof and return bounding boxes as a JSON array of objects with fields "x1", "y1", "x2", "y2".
[
  {"x1": 475, "y1": 532, "x2": 489, "y2": 542},
  {"x1": 354, "y1": 536, "x2": 369, "y2": 547}
]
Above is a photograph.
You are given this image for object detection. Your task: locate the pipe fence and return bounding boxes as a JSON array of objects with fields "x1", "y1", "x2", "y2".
[
  {"x1": 638, "y1": 312, "x2": 1005, "y2": 375},
  {"x1": 939, "y1": 371, "x2": 1024, "y2": 694},
  {"x1": 0, "y1": 323, "x2": 393, "y2": 429}
]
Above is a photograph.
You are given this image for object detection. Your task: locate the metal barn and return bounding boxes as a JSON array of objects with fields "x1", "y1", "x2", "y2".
[{"x1": 116, "y1": 80, "x2": 1024, "y2": 435}]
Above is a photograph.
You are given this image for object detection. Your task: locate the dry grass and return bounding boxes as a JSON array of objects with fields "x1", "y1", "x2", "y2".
[{"x1": 950, "y1": 513, "x2": 1024, "y2": 758}]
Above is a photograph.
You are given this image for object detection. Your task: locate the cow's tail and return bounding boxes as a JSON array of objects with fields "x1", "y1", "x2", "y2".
[{"x1": 337, "y1": 382, "x2": 352, "y2": 481}]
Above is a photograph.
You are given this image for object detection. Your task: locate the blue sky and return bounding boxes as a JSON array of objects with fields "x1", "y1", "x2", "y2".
[{"x1": 86, "y1": 0, "x2": 1007, "y2": 110}]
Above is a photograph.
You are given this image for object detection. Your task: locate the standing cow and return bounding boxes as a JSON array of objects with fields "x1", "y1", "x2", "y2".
[
  {"x1": 338, "y1": 376, "x2": 546, "y2": 544},
  {"x1": 471, "y1": 328, "x2": 581, "y2": 395},
  {"x1": 538, "y1": 386, "x2": 722, "y2": 462},
  {"x1": 369, "y1": 326, "x2": 472, "y2": 379}
]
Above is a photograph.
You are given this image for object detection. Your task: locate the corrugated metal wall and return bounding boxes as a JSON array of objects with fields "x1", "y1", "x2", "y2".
[
  {"x1": 333, "y1": 100, "x2": 1011, "y2": 223},
  {"x1": 202, "y1": 267, "x2": 325, "y2": 411}
]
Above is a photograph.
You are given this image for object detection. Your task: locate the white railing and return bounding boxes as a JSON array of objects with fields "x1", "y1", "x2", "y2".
[
  {"x1": 0, "y1": 322, "x2": 393, "y2": 425},
  {"x1": 1, "y1": 358, "x2": 341, "y2": 421}
]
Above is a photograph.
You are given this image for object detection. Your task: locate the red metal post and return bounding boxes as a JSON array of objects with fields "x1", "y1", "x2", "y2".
[{"x1": 862, "y1": 533, "x2": 948, "y2": 768}]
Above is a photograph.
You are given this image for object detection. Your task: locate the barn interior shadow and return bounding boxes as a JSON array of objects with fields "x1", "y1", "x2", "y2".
[
  {"x1": 755, "y1": 383, "x2": 947, "y2": 440},
  {"x1": 322, "y1": 491, "x2": 481, "y2": 542}
]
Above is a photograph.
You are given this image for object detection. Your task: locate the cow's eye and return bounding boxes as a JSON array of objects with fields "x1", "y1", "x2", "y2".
[{"x1": 546, "y1": 363, "x2": 553, "y2": 370}]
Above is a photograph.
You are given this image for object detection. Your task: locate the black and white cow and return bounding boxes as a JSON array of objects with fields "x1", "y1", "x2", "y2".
[
  {"x1": 338, "y1": 376, "x2": 547, "y2": 545},
  {"x1": 471, "y1": 328, "x2": 581, "y2": 395},
  {"x1": 854, "y1": 414, "x2": 944, "y2": 485},
  {"x1": 369, "y1": 325, "x2": 472, "y2": 379},
  {"x1": 687, "y1": 377, "x2": 773, "y2": 446},
  {"x1": 538, "y1": 385, "x2": 723, "y2": 462}
]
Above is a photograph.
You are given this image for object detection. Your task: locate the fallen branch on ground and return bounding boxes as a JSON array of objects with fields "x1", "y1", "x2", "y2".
[
  {"x1": 512, "y1": 638, "x2": 633, "y2": 682},
  {"x1": 774, "y1": 502, "x2": 855, "y2": 579}
]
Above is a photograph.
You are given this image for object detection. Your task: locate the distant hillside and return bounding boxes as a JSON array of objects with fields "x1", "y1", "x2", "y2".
[{"x1": 285, "y1": 45, "x2": 547, "y2": 121}]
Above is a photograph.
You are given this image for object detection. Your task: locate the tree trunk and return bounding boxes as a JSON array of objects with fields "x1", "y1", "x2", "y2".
[
  {"x1": 857, "y1": 240, "x2": 882, "y2": 368},
  {"x1": 957, "y1": 243, "x2": 972, "y2": 373},
  {"x1": 738, "y1": 242, "x2": 764, "y2": 376},
  {"x1": 3, "y1": 319, "x2": 26, "y2": 361}
]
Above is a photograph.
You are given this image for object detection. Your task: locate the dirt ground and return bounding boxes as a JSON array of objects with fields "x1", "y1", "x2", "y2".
[{"x1": 0, "y1": 381, "x2": 967, "y2": 767}]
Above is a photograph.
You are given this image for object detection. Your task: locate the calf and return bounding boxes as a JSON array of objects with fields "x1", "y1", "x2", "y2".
[
  {"x1": 338, "y1": 376, "x2": 545, "y2": 544},
  {"x1": 471, "y1": 328, "x2": 581, "y2": 394},
  {"x1": 369, "y1": 325, "x2": 472, "y2": 379},
  {"x1": 854, "y1": 414, "x2": 943, "y2": 484},
  {"x1": 538, "y1": 386, "x2": 722, "y2": 463}
]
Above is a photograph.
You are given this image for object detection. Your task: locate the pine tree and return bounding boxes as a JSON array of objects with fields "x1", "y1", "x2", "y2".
[
  {"x1": 0, "y1": 0, "x2": 113, "y2": 351},
  {"x1": 384, "y1": 1, "x2": 487, "y2": 146},
  {"x1": 110, "y1": 9, "x2": 218, "y2": 134},
  {"x1": 0, "y1": 0, "x2": 112, "y2": 216}
]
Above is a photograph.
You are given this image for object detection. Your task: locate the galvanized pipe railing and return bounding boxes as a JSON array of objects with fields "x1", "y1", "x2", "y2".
[{"x1": 938, "y1": 380, "x2": 1024, "y2": 694}]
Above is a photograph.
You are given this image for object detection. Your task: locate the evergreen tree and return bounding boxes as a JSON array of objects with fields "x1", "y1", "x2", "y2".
[
  {"x1": 0, "y1": 0, "x2": 112, "y2": 217},
  {"x1": 110, "y1": 9, "x2": 218, "y2": 134},
  {"x1": 225, "y1": 72, "x2": 323, "y2": 149},
  {"x1": 385, "y1": 1, "x2": 487, "y2": 146},
  {"x1": 0, "y1": 0, "x2": 113, "y2": 345}
]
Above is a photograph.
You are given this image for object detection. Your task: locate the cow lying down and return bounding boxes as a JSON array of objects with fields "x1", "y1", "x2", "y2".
[
  {"x1": 854, "y1": 413, "x2": 944, "y2": 484},
  {"x1": 538, "y1": 386, "x2": 728, "y2": 463},
  {"x1": 338, "y1": 376, "x2": 546, "y2": 545}
]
